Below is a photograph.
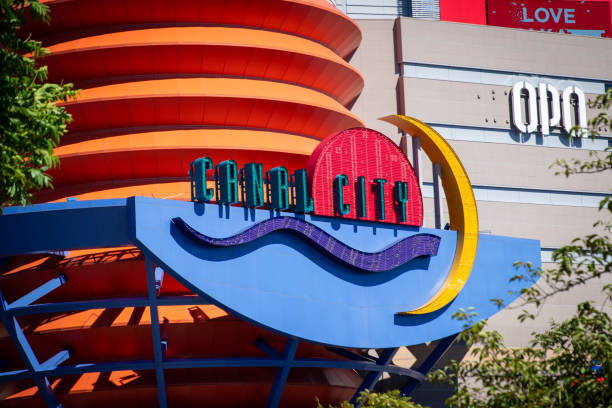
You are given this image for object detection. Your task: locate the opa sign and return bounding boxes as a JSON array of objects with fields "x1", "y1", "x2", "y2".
[{"x1": 511, "y1": 81, "x2": 587, "y2": 135}]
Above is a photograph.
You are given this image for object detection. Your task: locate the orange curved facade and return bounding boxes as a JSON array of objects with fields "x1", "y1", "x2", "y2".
[
  {"x1": 0, "y1": 1, "x2": 366, "y2": 406},
  {"x1": 32, "y1": 0, "x2": 364, "y2": 204}
]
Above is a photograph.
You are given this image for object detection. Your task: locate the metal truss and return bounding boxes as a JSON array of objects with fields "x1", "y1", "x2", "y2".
[
  {"x1": 0, "y1": 255, "x2": 457, "y2": 407},
  {"x1": 401, "y1": 333, "x2": 459, "y2": 396}
]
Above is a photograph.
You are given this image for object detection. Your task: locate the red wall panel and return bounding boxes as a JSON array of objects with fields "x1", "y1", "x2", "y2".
[{"x1": 440, "y1": 0, "x2": 487, "y2": 24}]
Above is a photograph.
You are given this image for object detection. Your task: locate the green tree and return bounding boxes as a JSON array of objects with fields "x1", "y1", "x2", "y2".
[
  {"x1": 427, "y1": 88, "x2": 612, "y2": 408},
  {"x1": 317, "y1": 389, "x2": 427, "y2": 408},
  {"x1": 0, "y1": 0, "x2": 76, "y2": 210}
]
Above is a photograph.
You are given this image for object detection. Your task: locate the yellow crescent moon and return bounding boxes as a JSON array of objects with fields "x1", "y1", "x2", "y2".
[{"x1": 380, "y1": 115, "x2": 479, "y2": 315}]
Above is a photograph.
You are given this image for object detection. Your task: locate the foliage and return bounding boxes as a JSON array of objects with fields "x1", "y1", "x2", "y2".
[
  {"x1": 554, "y1": 88, "x2": 612, "y2": 180},
  {"x1": 0, "y1": 0, "x2": 76, "y2": 210},
  {"x1": 317, "y1": 390, "x2": 428, "y2": 408},
  {"x1": 427, "y1": 301, "x2": 611, "y2": 408},
  {"x1": 427, "y1": 87, "x2": 612, "y2": 408},
  {"x1": 317, "y1": 89, "x2": 612, "y2": 408},
  {"x1": 505, "y1": 88, "x2": 612, "y2": 322}
]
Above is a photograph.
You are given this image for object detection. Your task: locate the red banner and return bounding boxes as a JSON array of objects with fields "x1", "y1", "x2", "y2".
[{"x1": 487, "y1": 0, "x2": 611, "y2": 37}]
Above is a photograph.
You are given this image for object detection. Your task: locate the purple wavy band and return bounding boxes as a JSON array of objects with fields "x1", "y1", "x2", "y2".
[{"x1": 172, "y1": 217, "x2": 440, "y2": 273}]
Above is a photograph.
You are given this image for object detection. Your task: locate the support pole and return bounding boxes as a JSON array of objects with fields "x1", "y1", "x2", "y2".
[
  {"x1": 401, "y1": 334, "x2": 458, "y2": 396},
  {"x1": 412, "y1": 135, "x2": 422, "y2": 188},
  {"x1": 40, "y1": 349, "x2": 73, "y2": 371},
  {"x1": 0, "y1": 291, "x2": 62, "y2": 407},
  {"x1": 9, "y1": 275, "x2": 67, "y2": 309},
  {"x1": 400, "y1": 133, "x2": 422, "y2": 190},
  {"x1": 350, "y1": 348, "x2": 399, "y2": 407},
  {"x1": 266, "y1": 338, "x2": 298, "y2": 408},
  {"x1": 432, "y1": 163, "x2": 442, "y2": 229},
  {"x1": 145, "y1": 258, "x2": 168, "y2": 408}
]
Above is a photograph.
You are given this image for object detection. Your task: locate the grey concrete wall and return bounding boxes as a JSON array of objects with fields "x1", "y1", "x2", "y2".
[
  {"x1": 489, "y1": 272, "x2": 612, "y2": 347},
  {"x1": 423, "y1": 197, "x2": 608, "y2": 248},
  {"x1": 348, "y1": 19, "x2": 402, "y2": 143},
  {"x1": 412, "y1": 138, "x2": 611, "y2": 192},
  {"x1": 446, "y1": 141, "x2": 612, "y2": 192},
  {"x1": 477, "y1": 200, "x2": 607, "y2": 247},
  {"x1": 396, "y1": 17, "x2": 612, "y2": 80},
  {"x1": 400, "y1": 77, "x2": 610, "y2": 135}
]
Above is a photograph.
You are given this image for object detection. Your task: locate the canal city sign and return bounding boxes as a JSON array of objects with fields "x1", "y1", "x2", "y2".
[
  {"x1": 161, "y1": 115, "x2": 541, "y2": 346},
  {"x1": 0, "y1": 115, "x2": 541, "y2": 348},
  {"x1": 188, "y1": 128, "x2": 422, "y2": 226}
]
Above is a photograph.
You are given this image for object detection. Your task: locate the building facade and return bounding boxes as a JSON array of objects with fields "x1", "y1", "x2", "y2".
[{"x1": 349, "y1": 14, "x2": 611, "y2": 404}]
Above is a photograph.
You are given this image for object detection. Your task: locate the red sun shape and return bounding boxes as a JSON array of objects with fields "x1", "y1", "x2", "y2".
[{"x1": 306, "y1": 127, "x2": 423, "y2": 226}]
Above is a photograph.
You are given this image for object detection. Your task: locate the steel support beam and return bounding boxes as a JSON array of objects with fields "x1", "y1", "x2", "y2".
[
  {"x1": 0, "y1": 355, "x2": 426, "y2": 383},
  {"x1": 0, "y1": 291, "x2": 62, "y2": 407},
  {"x1": 35, "y1": 361, "x2": 156, "y2": 379},
  {"x1": 9, "y1": 275, "x2": 67, "y2": 309},
  {"x1": 0, "y1": 314, "x2": 40, "y2": 370},
  {"x1": 402, "y1": 334, "x2": 458, "y2": 396},
  {"x1": 0, "y1": 369, "x2": 28, "y2": 380},
  {"x1": 291, "y1": 359, "x2": 423, "y2": 378},
  {"x1": 350, "y1": 348, "x2": 399, "y2": 407},
  {"x1": 8, "y1": 295, "x2": 209, "y2": 316},
  {"x1": 40, "y1": 349, "x2": 73, "y2": 371},
  {"x1": 145, "y1": 258, "x2": 168, "y2": 408},
  {"x1": 266, "y1": 338, "x2": 298, "y2": 408},
  {"x1": 255, "y1": 338, "x2": 282, "y2": 358},
  {"x1": 32, "y1": 376, "x2": 62, "y2": 408},
  {"x1": 325, "y1": 347, "x2": 376, "y2": 362}
]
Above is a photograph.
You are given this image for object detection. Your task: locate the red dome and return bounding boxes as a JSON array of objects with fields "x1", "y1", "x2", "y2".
[{"x1": 307, "y1": 128, "x2": 423, "y2": 226}]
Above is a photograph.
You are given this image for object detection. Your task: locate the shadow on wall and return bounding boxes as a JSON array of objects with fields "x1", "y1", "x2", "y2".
[{"x1": 374, "y1": 339, "x2": 470, "y2": 408}]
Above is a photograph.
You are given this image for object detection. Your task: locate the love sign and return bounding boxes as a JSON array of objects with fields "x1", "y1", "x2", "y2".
[{"x1": 488, "y1": 0, "x2": 610, "y2": 37}]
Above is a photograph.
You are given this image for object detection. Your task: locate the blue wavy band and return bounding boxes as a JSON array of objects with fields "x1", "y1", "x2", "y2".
[{"x1": 172, "y1": 216, "x2": 440, "y2": 273}]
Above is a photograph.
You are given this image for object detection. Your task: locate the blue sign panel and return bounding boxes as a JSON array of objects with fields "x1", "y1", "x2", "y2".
[
  {"x1": 130, "y1": 197, "x2": 541, "y2": 348},
  {"x1": 0, "y1": 197, "x2": 541, "y2": 348}
]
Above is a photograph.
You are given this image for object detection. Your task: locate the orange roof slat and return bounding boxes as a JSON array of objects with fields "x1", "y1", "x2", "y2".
[{"x1": 36, "y1": 0, "x2": 361, "y2": 58}]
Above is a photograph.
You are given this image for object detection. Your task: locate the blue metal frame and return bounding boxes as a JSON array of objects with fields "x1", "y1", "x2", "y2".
[
  {"x1": 325, "y1": 347, "x2": 376, "y2": 363},
  {"x1": 350, "y1": 348, "x2": 403, "y2": 407},
  {"x1": 255, "y1": 338, "x2": 282, "y2": 358},
  {"x1": 8, "y1": 296, "x2": 211, "y2": 316},
  {"x1": 130, "y1": 197, "x2": 539, "y2": 348},
  {"x1": 146, "y1": 258, "x2": 168, "y2": 408},
  {"x1": 0, "y1": 289, "x2": 62, "y2": 408},
  {"x1": 401, "y1": 333, "x2": 459, "y2": 396},
  {"x1": 9, "y1": 275, "x2": 66, "y2": 309},
  {"x1": 0, "y1": 252, "x2": 440, "y2": 408},
  {"x1": 266, "y1": 338, "x2": 299, "y2": 408},
  {"x1": 0, "y1": 357, "x2": 437, "y2": 380},
  {"x1": 0, "y1": 198, "x2": 542, "y2": 406},
  {"x1": 0, "y1": 197, "x2": 541, "y2": 348}
]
